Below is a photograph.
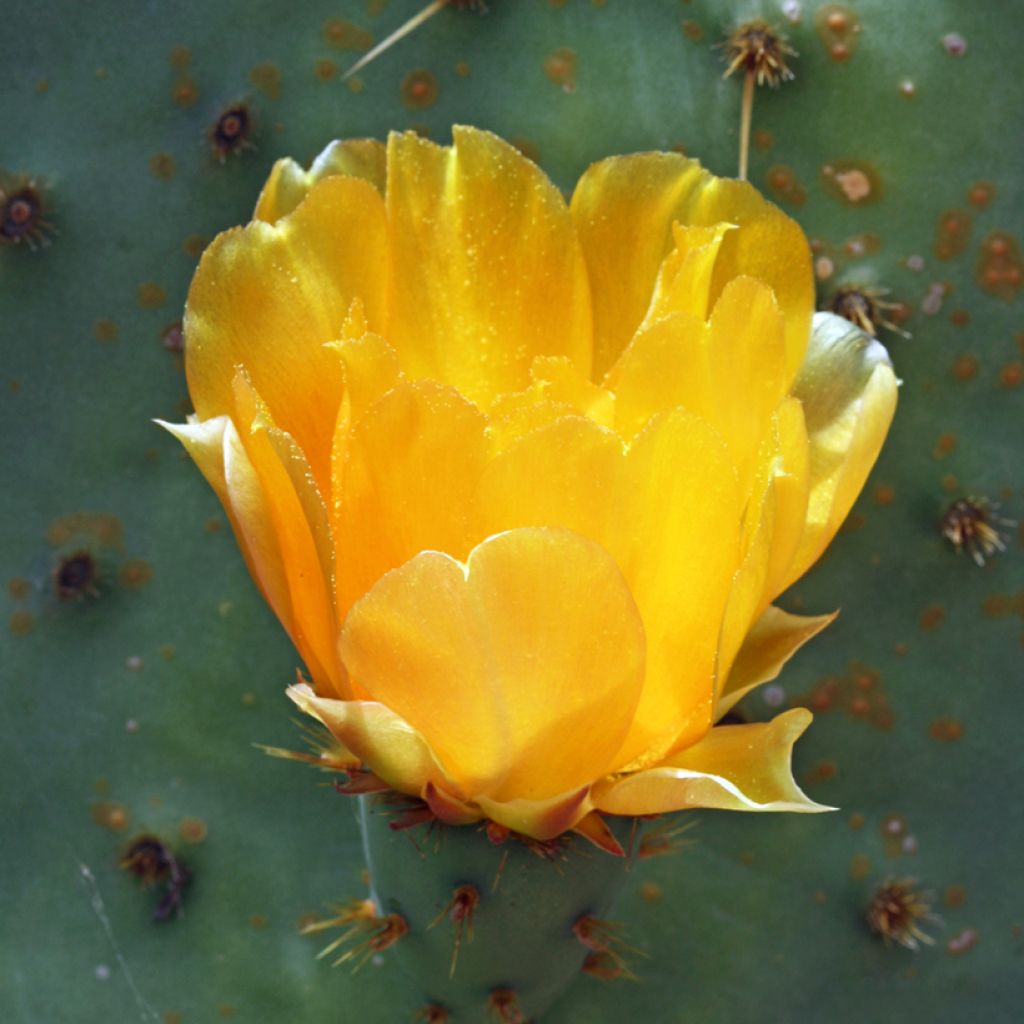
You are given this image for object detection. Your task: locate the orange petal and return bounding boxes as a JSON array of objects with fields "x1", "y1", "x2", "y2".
[
  {"x1": 385, "y1": 126, "x2": 592, "y2": 405},
  {"x1": 611, "y1": 312, "x2": 712, "y2": 439},
  {"x1": 593, "y1": 709, "x2": 830, "y2": 815},
  {"x1": 287, "y1": 683, "x2": 447, "y2": 798},
  {"x1": 229, "y1": 374, "x2": 345, "y2": 696},
  {"x1": 423, "y1": 781, "x2": 482, "y2": 826},
  {"x1": 339, "y1": 528, "x2": 647, "y2": 802},
  {"x1": 610, "y1": 409, "x2": 742, "y2": 768},
  {"x1": 334, "y1": 379, "x2": 487, "y2": 617},
  {"x1": 571, "y1": 152, "x2": 812, "y2": 380},
  {"x1": 716, "y1": 606, "x2": 836, "y2": 720},
  {"x1": 185, "y1": 173, "x2": 389, "y2": 492},
  {"x1": 476, "y1": 786, "x2": 592, "y2": 843},
  {"x1": 704, "y1": 276, "x2": 789, "y2": 492},
  {"x1": 479, "y1": 414, "x2": 625, "y2": 544},
  {"x1": 158, "y1": 415, "x2": 295, "y2": 640},
  {"x1": 715, "y1": 398, "x2": 811, "y2": 692},
  {"x1": 786, "y1": 313, "x2": 899, "y2": 584},
  {"x1": 254, "y1": 138, "x2": 386, "y2": 223},
  {"x1": 571, "y1": 811, "x2": 626, "y2": 856}
]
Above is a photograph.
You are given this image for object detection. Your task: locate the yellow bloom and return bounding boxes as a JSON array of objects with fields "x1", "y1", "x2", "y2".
[{"x1": 161, "y1": 127, "x2": 897, "y2": 842}]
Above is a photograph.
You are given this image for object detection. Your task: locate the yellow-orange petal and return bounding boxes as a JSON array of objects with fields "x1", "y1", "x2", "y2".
[
  {"x1": 228, "y1": 375, "x2": 346, "y2": 695},
  {"x1": 571, "y1": 152, "x2": 812, "y2": 380},
  {"x1": 786, "y1": 313, "x2": 899, "y2": 585},
  {"x1": 158, "y1": 415, "x2": 296, "y2": 639},
  {"x1": 479, "y1": 414, "x2": 625, "y2": 544},
  {"x1": 339, "y1": 528, "x2": 647, "y2": 802},
  {"x1": 333, "y1": 379, "x2": 487, "y2": 616},
  {"x1": 641, "y1": 221, "x2": 733, "y2": 336},
  {"x1": 610, "y1": 408, "x2": 742, "y2": 768},
  {"x1": 714, "y1": 398, "x2": 811, "y2": 694},
  {"x1": 254, "y1": 138, "x2": 386, "y2": 223},
  {"x1": 593, "y1": 709, "x2": 830, "y2": 815},
  {"x1": 704, "y1": 276, "x2": 789, "y2": 492},
  {"x1": 423, "y1": 782, "x2": 482, "y2": 826},
  {"x1": 385, "y1": 126, "x2": 592, "y2": 405},
  {"x1": 476, "y1": 786, "x2": 592, "y2": 843},
  {"x1": 716, "y1": 606, "x2": 836, "y2": 720},
  {"x1": 185, "y1": 173, "x2": 389, "y2": 491},
  {"x1": 287, "y1": 683, "x2": 445, "y2": 798},
  {"x1": 611, "y1": 312, "x2": 712, "y2": 439}
]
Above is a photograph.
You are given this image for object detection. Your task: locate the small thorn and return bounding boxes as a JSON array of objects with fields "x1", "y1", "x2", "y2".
[
  {"x1": 302, "y1": 900, "x2": 408, "y2": 971},
  {"x1": 344, "y1": 0, "x2": 448, "y2": 80},
  {"x1": 573, "y1": 915, "x2": 645, "y2": 978},
  {"x1": 581, "y1": 950, "x2": 637, "y2": 982},
  {"x1": 488, "y1": 988, "x2": 527, "y2": 1023},
  {"x1": 636, "y1": 818, "x2": 698, "y2": 860},
  {"x1": 334, "y1": 769, "x2": 392, "y2": 795},
  {"x1": 388, "y1": 805, "x2": 438, "y2": 832},
  {"x1": 485, "y1": 821, "x2": 511, "y2": 845},
  {"x1": 867, "y1": 878, "x2": 939, "y2": 951},
  {"x1": 414, "y1": 1005, "x2": 450, "y2": 1024},
  {"x1": 430, "y1": 884, "x2": 480, "y2": 977}
]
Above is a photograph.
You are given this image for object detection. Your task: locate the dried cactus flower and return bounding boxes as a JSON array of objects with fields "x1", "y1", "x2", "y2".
[{"x1": 160, "y1": 126, "x2": 897, "y2": 841}]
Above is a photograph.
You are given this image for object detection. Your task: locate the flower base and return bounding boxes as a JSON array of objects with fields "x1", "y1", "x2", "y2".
[{"x1": 355, "y1": 794, "x2": 640, "y2": 1021}]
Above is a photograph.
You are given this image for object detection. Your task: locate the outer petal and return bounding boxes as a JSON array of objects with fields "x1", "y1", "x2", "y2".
[
  {"x1": 229, "y1": 375, "x2": 346, "y2": 695},
  {"x1": 158, "y1": 415, "x2": 295, "y2": 639},
  {"x1": 185, "y1": 174, "x2": 389, "y2": 491},
  {"x1": 385, "y1": 127, "x2": 592, "y2": 405},
  {"x1": 785, "y1": 313, "x2": 899, "y2": 585},
  {"x1": 476, "y1": 787, "x2": 592, "y2": 843},
  {"x1": 254, "y1": 138, "x2": 386, "y2": 222},
  {"x1": 287, "y1": 683, "x2": 445, "y2": 798},
  {"x1": 571, "y1": 152, "x2": 812, "y2": 380},
  {"x1": 593, "y1": 709, "x2": 829, "y2": 815},
  {"x1": 334, "y1": 380, "x2": 487, "y2": 616},
  {"x1": 339, "y1": 528, "x2": 647, "y2": 802},
  {"x1": 716, "y1": 606, "x2": 836, "y2": 720}
]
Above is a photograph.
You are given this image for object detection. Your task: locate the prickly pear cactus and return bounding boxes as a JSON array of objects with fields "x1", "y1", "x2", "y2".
[{"x1": 2, "y1": 2, "x2": 1021, "y2": 1022}]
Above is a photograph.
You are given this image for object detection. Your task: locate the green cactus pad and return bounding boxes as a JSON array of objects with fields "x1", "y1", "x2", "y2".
[{"x1": 2, "y1": 1, "x2": 1021, "y2": 1022}]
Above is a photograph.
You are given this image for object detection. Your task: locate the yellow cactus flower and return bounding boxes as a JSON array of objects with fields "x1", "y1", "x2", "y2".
[{"x1": 161, "y1": 126, "x2": 897, "y2": 843}]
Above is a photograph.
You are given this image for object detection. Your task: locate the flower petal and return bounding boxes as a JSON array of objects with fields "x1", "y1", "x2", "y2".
[
  {"x1": 385, "y1": 126, "x2": 592, "y2": 405},
  {"x1": 611, "y1": 312, "x2": 712, "y2": 439},
  {"x1": 786, "y1": 313, "x2": 899, "y2": 584},
  {"x1": 479, "y1": 414, "x2": 625, "y2": 544},
  {"x1": 229, "y1": 374, "x2": 346, "y2": 696},
  {"x1": 593, "y1": 709, "x2": 830, "y2": 815},
  {"x1": 479, "y1": 408, "x2": 742, "y2": 770},
  {"x1": 334, "y1": 379, "x2": 487, "y2": 616},
  {"x1": 571, "y1": 152, "x2": 812, "y2": 379},
  {"x1": 704, "y1": 277, "x2": 789, "y2": 491},
  {"x1": 476, "y1": 787, "x2": 592, "y2": 843},
  {"x1": 611, "y1": 409, "x2": 742, "y2": 767},
  {"x1": 287, "y1": 683, "x2": 445, "y2": 797},
  {"x1": 158, "y1": 415, "x2": 296, "y2": 640},
  {"x1": 254, "y1": 138, "x2": 386, "y2": 223},
  {"x1": 185, "y1": 173, "x2": 389, "y2": 490},
  {"x1": 716, "y1": 606, "x2": 836, "y2": 720},
  {"x1": 715, "y1": 398, "x2": 811, "y2": 693},
  {"x1": 339, "y1": 528, "x2": 647, "y2": 802}
]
